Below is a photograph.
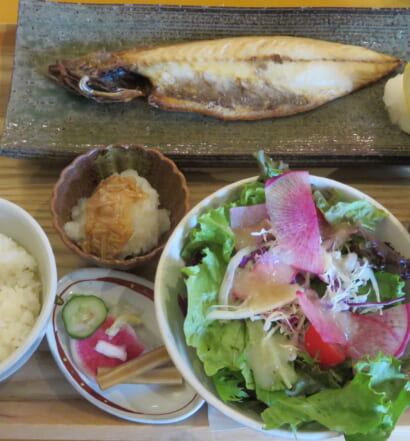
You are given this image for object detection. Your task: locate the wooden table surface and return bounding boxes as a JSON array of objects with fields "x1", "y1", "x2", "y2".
[{"x1": 1, "y1": 4, "x2": 410, "y2": 440}]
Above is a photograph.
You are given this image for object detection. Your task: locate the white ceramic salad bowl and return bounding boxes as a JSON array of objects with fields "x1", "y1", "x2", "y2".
[{"x1": 154, "y1": 174, "x2": 410, "y2": 440}]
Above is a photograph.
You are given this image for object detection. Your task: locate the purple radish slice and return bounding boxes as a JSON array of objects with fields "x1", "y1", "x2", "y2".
[
  {"x1": 347, "y1": 304, "x2": 410, "y2": 360},
  {"x1": 298, "y1": 288, "x2": 410, "y2": 360},
  {"x1": 70, "y1": 316, "x2": 145, "y2": 378},
  {"x1": 297, "y1": 289, "x2": 349, "y2": 345},
  {"x1": 265, "y1": 171, "x2": 325, "y2": 275}
]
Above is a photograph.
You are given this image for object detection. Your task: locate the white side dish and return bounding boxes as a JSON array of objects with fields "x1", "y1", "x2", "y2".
[{"x1": 46, "y1": 267, "x2": 204, "y2": 424}]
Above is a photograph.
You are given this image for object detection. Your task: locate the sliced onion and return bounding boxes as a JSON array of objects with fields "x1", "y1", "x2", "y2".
[
  {"x1": 218, "y1": 246, "x2": 255, "y2": 305},
  {"x1": 346, "y1": 296, "x2": 405, "y2": 308}
]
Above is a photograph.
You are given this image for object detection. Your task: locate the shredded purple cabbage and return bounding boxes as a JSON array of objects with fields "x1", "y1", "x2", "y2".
[
  {"x1": 239, "y1": 246, "x2": 268, "y2": 268},
  {"x1": 350, "y1": 229, "x2": 410, "y2": 280}
]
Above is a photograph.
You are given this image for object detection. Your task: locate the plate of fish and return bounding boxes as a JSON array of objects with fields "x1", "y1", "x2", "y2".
[
  {"x1": 1, "y1": 0, "x2": 409, "y2": 166},
  {"x1": 46, "y1": 267, "x2": 204, "y2": 424}
]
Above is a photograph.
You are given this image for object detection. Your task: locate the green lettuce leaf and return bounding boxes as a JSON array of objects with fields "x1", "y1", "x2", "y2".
[
  {"x1": 246, "y1": 320, "x2": 297, "y2": 392},
  {"x1": 183, "y1": 245, "x2": 252, "y2": 382},
  {"x1": 314, "y1": 189, "x2": 388, "y2": 231},
  {"x1": 212, "y1": 368, "x2": 250, "y2": 402},
  {"x1": 262, "y1": 355, "x2": 410, "y2": 441},
  {"x1": 237, "y1": 180, "x2": 266, "y2": 206},
  {"x1": 359, "y1": 270, "x2": 406, "y2": 303},
  {"x1": 253, "y1": 150, "x2": 288, "y2": 181},
  {"x1": 183, "y1": 246, "x2": 226, "y2": 349},
  {"x1": 181, "y1": 205, "x2": 235, "y2": 263}
]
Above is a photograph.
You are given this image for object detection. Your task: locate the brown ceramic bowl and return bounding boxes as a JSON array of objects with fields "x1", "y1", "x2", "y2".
[{"x1": 51, "y1": 144, "x2": 189, "y2": 270}]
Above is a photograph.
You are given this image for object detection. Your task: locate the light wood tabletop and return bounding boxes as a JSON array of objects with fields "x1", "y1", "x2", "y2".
[{"x1": 0, "y1": 1, "x2": 410, "y2": 440}]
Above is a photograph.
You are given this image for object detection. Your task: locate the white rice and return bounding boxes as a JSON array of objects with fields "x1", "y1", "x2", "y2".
[
  {"x1": 0, "y1": 233, "x2": 42, "y2": 362},
  {"x1": 64, "y1": 169, "x2": 171, "y2": 258}
]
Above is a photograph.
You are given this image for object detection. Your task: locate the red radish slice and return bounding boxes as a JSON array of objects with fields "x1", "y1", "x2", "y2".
[
  {"x1": 297, "y1": 289, "x2": 349, "y2": 345},
  {"x1": 265, "y1": 171, "x2": 325, "y2": 275},
  {"x1": 298, "y1": 289, "x2": 410, "y2": 360},
  {"x1": 347, "y1": 304, "x2": 410, "y2": 360},
  {"x1": 70, "y1": 316, "x2": 145, "y2": 377},
  {"x1": 230, "y1": 204, "x2": 268, "y2": 229}
]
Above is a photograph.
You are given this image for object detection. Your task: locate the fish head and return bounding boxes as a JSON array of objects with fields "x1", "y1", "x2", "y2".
[{"x1": 48, "y1": 52, "x2": 151, "y2": 103}]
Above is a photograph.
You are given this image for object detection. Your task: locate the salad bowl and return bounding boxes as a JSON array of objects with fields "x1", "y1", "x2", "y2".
[{"x1": 155, "y1": 171, "x2": 410, "y2": 440}]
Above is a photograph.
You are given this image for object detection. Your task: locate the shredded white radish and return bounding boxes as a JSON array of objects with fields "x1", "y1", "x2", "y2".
[{"x1": 322, "y1": 251, "x2": 380, "y2": 310}]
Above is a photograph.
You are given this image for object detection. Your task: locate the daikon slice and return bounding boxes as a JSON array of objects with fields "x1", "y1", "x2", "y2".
[
  {"x1": 265, "y1": 171, "x2": 325, "y2": 275},
  {"x1": 347, "y1": 304, "x2": 410, "y2": 360},
  {"x1": 297, "y1": 289, "x2": 348, "y2": 345}
]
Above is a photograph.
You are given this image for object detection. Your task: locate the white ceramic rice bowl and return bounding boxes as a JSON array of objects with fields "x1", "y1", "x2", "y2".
[
  {"x1": 0, "y1": 198, "x2": 57, "y2": 382},
  {"x1": 155, "y1": 176, "x2": 410, "y2": 440}
]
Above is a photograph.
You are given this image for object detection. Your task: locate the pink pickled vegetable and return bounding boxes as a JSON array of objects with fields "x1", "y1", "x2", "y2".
[
  {"x1": 297, "y1": 289, "x2": 348, "y2": 345},
  {"x1": 70, "y1": 316, "x2": 145, "y2": 377},
  {"x1": 347, "y1": 304, "x2": 410, "y2": 360},
  {"x1": 265, "y1": 171, "x2": 325, "y2": 274}
]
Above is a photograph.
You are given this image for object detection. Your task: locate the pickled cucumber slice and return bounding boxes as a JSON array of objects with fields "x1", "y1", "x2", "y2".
[{"x1": 62, "y1": 294, "x2": 108, "y2": 339}]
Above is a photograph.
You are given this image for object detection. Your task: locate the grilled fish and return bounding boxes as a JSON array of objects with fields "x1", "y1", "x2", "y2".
[{"x1": 48, "y1": 36, "x2": 401, "y2": 120}]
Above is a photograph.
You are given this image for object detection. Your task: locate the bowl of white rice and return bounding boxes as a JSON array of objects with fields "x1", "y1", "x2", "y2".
[{"x1": 0, "y1": 198, "x2": 57, "y2": 382}]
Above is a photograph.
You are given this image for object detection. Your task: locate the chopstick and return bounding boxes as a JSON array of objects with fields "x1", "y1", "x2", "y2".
[{"x1": 96, "y1": 345, "x2": 172, "y2": 390}]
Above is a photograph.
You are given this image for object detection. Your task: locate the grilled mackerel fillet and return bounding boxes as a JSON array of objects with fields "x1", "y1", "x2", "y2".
[{"x1": 48, "y1": 36, "x2": 401, "y2": 120}]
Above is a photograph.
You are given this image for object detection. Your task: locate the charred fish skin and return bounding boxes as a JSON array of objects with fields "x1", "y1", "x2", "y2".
[{"x1": 48, "y1": 36, "x2": 401, "y2": 120}]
